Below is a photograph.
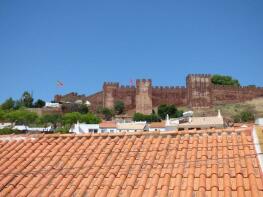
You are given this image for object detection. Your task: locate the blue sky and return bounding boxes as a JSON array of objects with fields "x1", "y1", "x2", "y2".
[{"x1": 0, "y1": 0, "x2": 263, "y2": 102}]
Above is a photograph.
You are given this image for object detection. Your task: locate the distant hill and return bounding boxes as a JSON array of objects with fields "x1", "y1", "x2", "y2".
[{"x1": 180, "y1": 97, "x2": 263, "y2": 121}]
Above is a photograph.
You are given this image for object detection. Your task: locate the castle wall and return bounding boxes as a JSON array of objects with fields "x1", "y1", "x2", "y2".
[
  {"x1": 116, "y1": 86, "x2": 136, "y2": 110},
  {"x1": 55, "y1": 74, "x2": 263, "y2": 114},
  {"x1": 103, "y1": 82, "x2": 119, "y2": 109},
  {"x1": 212, "y1": 85, "x2": 263, "y2": 104},
  {"x1": 86, "y1": 91, "x2": 103, "y2": 111},
  {"x1": 152, "y1": 86, "x2": 187, "y2": 106}
]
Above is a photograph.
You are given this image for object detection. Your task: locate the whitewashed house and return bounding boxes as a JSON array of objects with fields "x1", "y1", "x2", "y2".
[
  {"x1": 69, "y1": 122, "x2": 99, "y2": 134},
  {"x1": 99, "y1": 121, "x2": 117, "y2": 133}
]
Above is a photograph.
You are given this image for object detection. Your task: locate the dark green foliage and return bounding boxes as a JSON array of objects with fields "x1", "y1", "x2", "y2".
[
  {"x1": 21, "y1": 91, "x2": 34, "y2": 107},
  {"x1": 114, "y1": 100, "x2": 125, "y2": 115},
  {"x1": 62, "y1": 103, "x2": 89, "y2": 114},
  {"x1": 34, "y1": 99, "x2": 46, "y2": 108},
  {"x1": 233, "y1": 111, "x2": 254, "y2": 123},
  {"x1": 0, "y1": 128, "x2": 21, "y2": 135},
  {"x1": 40, "y1": 114, "x2": 62, "y2": 128},
  {"x1": 133, "y1": 113, "x2": 161, "y2": 122},
  {"x1": 211, "y1": 75, "x2": 240, "y2": 86},
  {"x1": 1, "y1": 98, "x2": 15, "y2": 110},
  {"x1": 0, "y1": 109, "x2": 6, "y2": 122},
  {"x1": 78, "y1": 104, "x2": 89, "y2": 114},
  {"x1": 157, "y1": 104, "x2": 183, "y2": 120},
  {"x1": 102, "y1": 108, "x2": 114, "y2": 121}
]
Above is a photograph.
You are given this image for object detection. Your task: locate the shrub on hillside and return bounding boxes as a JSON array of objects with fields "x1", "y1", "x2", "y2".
[{"x1": 233, "y1": 111, "x2": 254, "y2": 123}]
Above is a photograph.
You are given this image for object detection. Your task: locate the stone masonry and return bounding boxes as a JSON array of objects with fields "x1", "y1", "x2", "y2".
[{"x1": 55, "y1": 74, "x2": 263, "y2": 114}]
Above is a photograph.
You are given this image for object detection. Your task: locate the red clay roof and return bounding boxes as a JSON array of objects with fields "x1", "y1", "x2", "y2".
[
  {"x1": 149, "y1": 121, "x2": 165, "y2": 128},
  {"x1": 0, "y1": 129, "x2": 262, "y2": 196},
  {"x1": 99, "y1": 121, "x2": 116, "y2": 128}
]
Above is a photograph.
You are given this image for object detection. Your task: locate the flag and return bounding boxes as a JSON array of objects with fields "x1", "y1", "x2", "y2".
[
  {"x1": 130, "y1": 79, "x2": 134, "y2": 86},
  {"x1": 57, "y1": 80, "x2": 64, "y2": 87}
]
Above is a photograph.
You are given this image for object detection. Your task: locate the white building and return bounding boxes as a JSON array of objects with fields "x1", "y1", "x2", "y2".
[
  {"x1": 255, "y1": 118, "x2": 263, "y2": 126},
  {"x1": 165, "y1": 110, "x2": 224, "y2": 131},
  {"x1": 69, "y1": 122, "x2": 99, "y2": 134},
  {"x1": 0, "y1": 123, "x2": 12, "y2": 129},
  {"x1": 99, "y1": 121, "x2": 117, "y2": 133}
]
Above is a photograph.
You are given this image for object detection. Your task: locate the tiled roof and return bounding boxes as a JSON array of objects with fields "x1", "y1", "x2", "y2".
[
  {"x1": 0, "y1": 129, "x2": 263, "y2": 196},
  {"x1": 99, "y1": 121, "x2": 117, "y2": 128},
  {"x1": 149, "y1": 121, "x2": 165, "y2": 128},
  {"x1": 179, "y1": 116, "x2": 224, "y2": 128},
  {"x1": 117, "y1": 122, "x2": 147, "y2": 130}
]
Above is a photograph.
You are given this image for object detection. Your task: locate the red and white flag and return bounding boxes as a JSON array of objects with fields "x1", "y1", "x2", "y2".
[{"x1": 57, "y1": 80, "x2": 64, "y2": 87}]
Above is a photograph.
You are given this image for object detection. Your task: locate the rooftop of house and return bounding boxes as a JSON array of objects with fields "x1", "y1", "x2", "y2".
[
  {"x1": 116, "y1": 121, "x2": 147, "y2": 130},
  {"x1": 178, "y1": 116, "x2": 224, "y2": 128},
  {"x1": 0, "y1": 128, "x2": 262, "y2": 196},
  {"x1": 99, "y1": 121, "x2": 117, "y2": 128},
  {"x1": 149, "y1": 121, "x2": 165, "y2": 128}
]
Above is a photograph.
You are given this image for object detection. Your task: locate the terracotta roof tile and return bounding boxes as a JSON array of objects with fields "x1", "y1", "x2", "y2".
[
  {"x1": 99, "y1": 121, "x2": 116, "y2": 128},
  {"x1": 0, "y1": 129, "x2": 262, "y2": 196}
]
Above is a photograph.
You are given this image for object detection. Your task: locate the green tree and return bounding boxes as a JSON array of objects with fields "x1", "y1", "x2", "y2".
[
  {"x1": 133, "y1": 113, "x2": 161, "y2": 122},
  {"x1": 34, "y1": 99, "x2": 45, "y2": 108},
  {"x1": 81, "y1": 113, "x2": 101, "y2": 124},
  {"x1": 5, "y1": 110, "x2": 38, "y2": 125},
  {"x1": 211, "y1": 75, "x2": 240, "y2": 86},
  {"x1": 1, "y1": 98, "x2": 15, "y2": 110},
  {"x1": 0, "y1": 109, "x2": 6, "y2": 122},
  {"x1": 78, "y1": 104, "x2": 89, "y2": 114},
  {"x1": 157, "y1": 104, "x2": 183, "y2": 119},
  {"x1": 62, "y1": 103, "x2": 89, "y2": 114},
  {"x1": 13, "y1": 100, "x2": 23, "y2": 110},
  {"x1": 21, "y1": 91, "x2": 33, "y2": 108},
  {"x1": 62, "y1": 112, "x2": 82, "y2": 126},
  {"x1": 233, "y1": 111, "x2": 254, "y2": 123},
  {"x1": 41, "y1": 114, "x2": 62, "y2": 128},
  {"x1": 114, "y1": 100, "x2": 125, "y2": 115},
  {"x1": 240, "y1": 111, "x2": 254, "y2": 122},
  {"x1": 102, "y1": 108, "x2": 114, "y2": 121}
]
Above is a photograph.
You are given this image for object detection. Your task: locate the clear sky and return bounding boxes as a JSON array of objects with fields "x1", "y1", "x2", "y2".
[{"x1": 0, "y1": 0, "x2": 263, "y2": 102}]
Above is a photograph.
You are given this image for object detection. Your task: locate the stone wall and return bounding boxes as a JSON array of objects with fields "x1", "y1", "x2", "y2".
[
  {"x1": 212, "y1": 85, "x2": 263, "y2": 104},
  {"x1": 54, "y1": 74, "x2": 263, "y2": 113},
  {"x1": 152, "y1": 86, "x2": 187, "y2": 106}
]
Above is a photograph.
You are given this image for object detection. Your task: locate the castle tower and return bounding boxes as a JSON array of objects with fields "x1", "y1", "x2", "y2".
[
  {"x1": 136, "y1": 79, "x2": 153, "y2": 115},
  {"x1": 103, "y1": 82, "x2": 119, "y2": 108},
  {"x1": 186, "y1": 74, "x2": 212, "y2": 108}
]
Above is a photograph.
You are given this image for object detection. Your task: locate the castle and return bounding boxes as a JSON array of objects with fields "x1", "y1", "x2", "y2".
[{"x1": 55, "y1": 74, "x2": 263, "y2": 114}]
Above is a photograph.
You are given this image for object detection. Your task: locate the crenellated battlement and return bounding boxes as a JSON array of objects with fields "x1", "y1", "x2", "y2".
[
  {"x1": 120, "y1": 85, "x2": 136, "y2": 89},
  {"x1": 187, "y1": 74, "x2": 212, "y2": 78},
  {"x1": 103, "y1": 82, "x2": 119, "y2": 87},
  {"x1": 55, "y1": 74, "x2": 263, "y2": 112},
  {"x1": 152, "y1": 86, "x2": 186, "y2": 90}
]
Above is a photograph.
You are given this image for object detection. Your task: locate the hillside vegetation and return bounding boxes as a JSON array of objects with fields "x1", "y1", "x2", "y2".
[{"x1": 179, "y1": 97, "x2": 263, "y2": 122}]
